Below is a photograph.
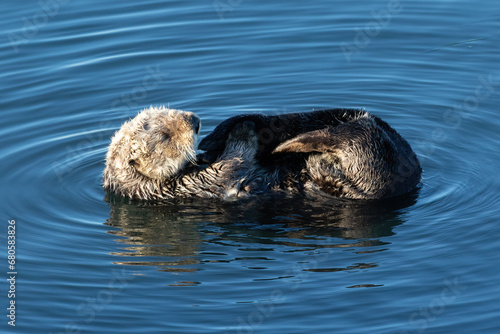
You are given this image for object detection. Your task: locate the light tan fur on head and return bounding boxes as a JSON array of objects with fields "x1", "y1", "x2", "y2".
[{"x1": 103, "y1": 106, "x2": 201, "y2": 199}]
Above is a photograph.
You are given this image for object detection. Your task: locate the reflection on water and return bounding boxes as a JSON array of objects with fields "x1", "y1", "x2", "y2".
[{"x1": 105, "y1": 192, "x2": 418, "y2": 285}]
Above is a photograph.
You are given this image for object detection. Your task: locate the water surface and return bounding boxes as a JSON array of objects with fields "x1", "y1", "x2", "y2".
[{"x1": 1, "y1": 0, "x2": 500, "y2": 333}]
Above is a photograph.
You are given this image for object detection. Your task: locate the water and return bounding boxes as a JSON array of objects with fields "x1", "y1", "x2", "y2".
[{"x1": 1, "y1": 0, "x2": 500, "y2": 333}]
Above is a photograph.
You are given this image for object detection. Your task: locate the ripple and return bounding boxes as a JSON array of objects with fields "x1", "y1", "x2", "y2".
[{"x1": 2, "y1": 0, "x2": 500, "y2": 333}]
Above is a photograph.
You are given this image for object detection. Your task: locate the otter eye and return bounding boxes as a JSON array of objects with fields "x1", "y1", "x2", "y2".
[
  {"x1": 161, "y1": 132, "x2": 170, "y2": 141},
  {"x1": 143, "y1": 123, "x2": 150, "y2": 131},
  {"x1": 128, "y1": 159, "x2": 137, "y2": 167}
]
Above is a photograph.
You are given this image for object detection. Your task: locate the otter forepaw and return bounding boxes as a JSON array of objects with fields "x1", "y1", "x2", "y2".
[
  {"x1": 226, "y1": 121, "x2": 258, "y2": 146},
  {"x1": 221, "y1": 121, "x2": 259, "y2": 160},
  {"x1": 227, "y1": 121, "x2": 255, "y2": 140}
]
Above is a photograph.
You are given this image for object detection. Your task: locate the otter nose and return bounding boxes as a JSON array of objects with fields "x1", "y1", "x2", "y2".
[{"x1": 185, "y1": 112, "x2": 201, "y2": 134}]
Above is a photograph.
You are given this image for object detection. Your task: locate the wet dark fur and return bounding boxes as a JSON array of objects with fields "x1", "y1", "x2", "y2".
[
  {"x1": 198, "y1": 108, "x2": 366, "y2": 164},
  {"x1": 199, "y1": 108, "x2": 422, "y2": 199}
]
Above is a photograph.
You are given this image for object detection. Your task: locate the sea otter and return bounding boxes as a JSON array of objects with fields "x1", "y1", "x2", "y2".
[
  {"x1": 103, "y1": 106, "x2": 260, "y2": 200},
  {"x1": 199, "y1": 108, "x2": 422, "y2": 199}
]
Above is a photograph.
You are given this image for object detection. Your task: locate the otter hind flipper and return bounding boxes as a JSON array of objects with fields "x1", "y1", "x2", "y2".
[
  {"x1": 272, "y1": 125, "x2": 359, "y2": 155},
  {"x1": 273, "y1": 116, "x2": 422, "y2": 199}
]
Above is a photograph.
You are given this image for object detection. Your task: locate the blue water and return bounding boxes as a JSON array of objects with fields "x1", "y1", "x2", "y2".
[{"x1": 1, "y1": 0, "x2": 500, "y2": 333}]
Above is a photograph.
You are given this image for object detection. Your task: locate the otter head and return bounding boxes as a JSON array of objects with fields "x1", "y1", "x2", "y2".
[{"x1": 103, "y1": 106, "x2": 201, "y2": 199}]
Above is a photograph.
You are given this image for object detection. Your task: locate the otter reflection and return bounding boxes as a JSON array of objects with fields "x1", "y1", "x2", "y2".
[{"x1": 105, "y1": 193, "x2": 418, "y2": 276}]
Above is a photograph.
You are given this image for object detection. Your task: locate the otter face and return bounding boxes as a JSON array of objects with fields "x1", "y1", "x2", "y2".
[{"x1": 105, "y1": 107, "x2": 201, "y2": 189}]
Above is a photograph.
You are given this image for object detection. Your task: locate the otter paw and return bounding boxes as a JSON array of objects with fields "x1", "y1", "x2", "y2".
[{"x1": 227, "y1": 121, "x2": 257, "y2": 143}]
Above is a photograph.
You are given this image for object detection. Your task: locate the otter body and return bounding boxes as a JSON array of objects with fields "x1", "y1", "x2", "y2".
[
  {"x1": 104, "y1": 107, "x2": 421, "y2": 201},
  {"x1": 200, "y1": 109, "x2": 422, "y2": 199}
]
